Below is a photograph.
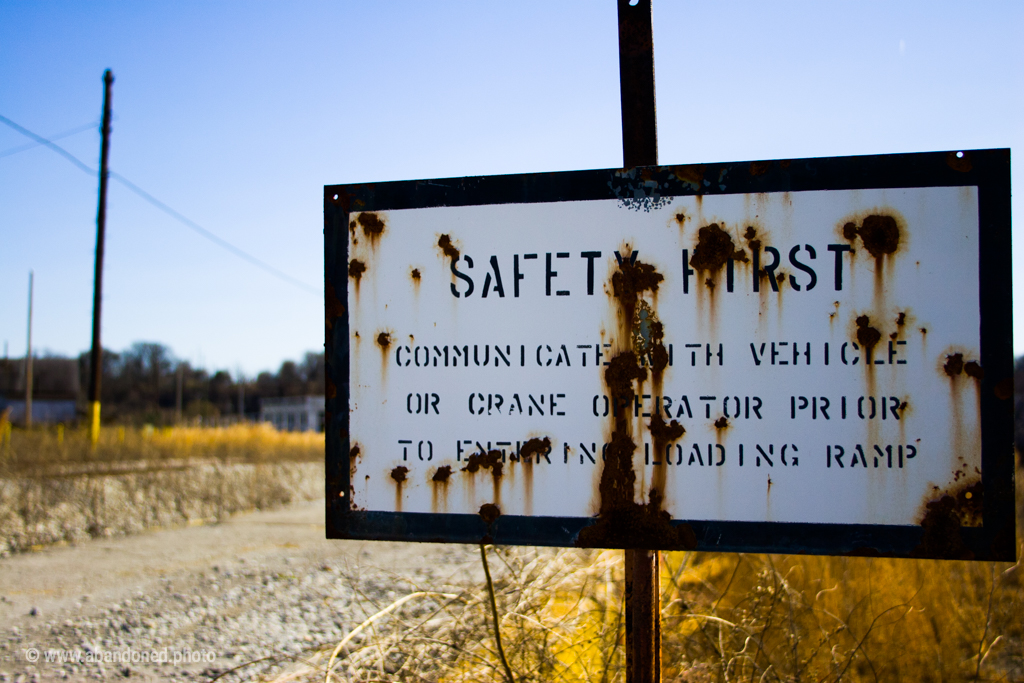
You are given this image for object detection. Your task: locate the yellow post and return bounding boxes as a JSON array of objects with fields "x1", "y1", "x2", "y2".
[
  {"x1": 0, "y1": 407, "x2": 10, "y2": 455},
  {"x1": 89, "y1": 400, "x2": 101, "y2": 448},
  {"x1": 57, "y1": 423, "x2": 64, "y2": 445}
]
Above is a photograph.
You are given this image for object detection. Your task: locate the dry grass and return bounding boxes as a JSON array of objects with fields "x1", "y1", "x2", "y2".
[
  {"x1": 239, "y1": 474, "x2": 1023, "y2": 683},
  {"x1": 233, "y1": 546, "x2": 627, "y2": 683},
  {"x1": 239, "y1": 543, "x2": 1022, "y2": 683},
  {"x1": 0, "y1": 422, "x2": 323, "y2": 477},
  {"x1": 659, "y1": 550, "x2": 1023, "y2": 682}
]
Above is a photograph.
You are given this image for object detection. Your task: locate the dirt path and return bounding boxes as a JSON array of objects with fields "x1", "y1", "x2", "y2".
[{"x1": 0, "y1": 499, "x2": 483, "y2": 682}]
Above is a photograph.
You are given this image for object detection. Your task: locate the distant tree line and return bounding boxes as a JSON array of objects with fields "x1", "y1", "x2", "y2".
[
  {"x1": 91, "y1": 351, "x2": 1024, "y2": 450},
  {"x1": 72, "y1": 342, "x2": 325, "y2": 425},
  {"x1": 6, "y1": 341, "x2": 1024, "y2": 452}
]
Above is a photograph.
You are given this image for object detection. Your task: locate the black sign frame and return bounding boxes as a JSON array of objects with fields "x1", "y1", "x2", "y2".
[{"x1": 325, "y1": 149, "x2": 1014, "y2": 561}]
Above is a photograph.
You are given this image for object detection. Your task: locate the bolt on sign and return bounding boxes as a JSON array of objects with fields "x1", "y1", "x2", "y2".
[{"x1": 325, "y1": 149, "x2": 1014, "y2": 561}]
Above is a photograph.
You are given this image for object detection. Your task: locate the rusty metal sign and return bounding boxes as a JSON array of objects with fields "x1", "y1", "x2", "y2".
[{"x1": 325, "y1": 149, "x2": 1014, "y2": 561}]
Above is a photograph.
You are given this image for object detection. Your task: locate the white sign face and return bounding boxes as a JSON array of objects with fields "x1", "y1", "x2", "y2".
[{"x1": 346, "y1": 186, "x2": 982, "y2": 528}]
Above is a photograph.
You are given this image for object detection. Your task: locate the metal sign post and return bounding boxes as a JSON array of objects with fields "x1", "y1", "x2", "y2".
[{"x1": 617, "y1": 1, "x2": 660, "y2": 680}]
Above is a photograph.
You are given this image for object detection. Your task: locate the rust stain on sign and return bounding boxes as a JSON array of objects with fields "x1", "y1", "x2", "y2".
[
  {"x1": 649, "y1": 413, "x2": 685, "y2": 500},
  {"x1": 349, "y1": 444, "x2": 362, "y2": 482},
  {"x1": 939, "y1": 348, "x2": 983, "y2": 470},
  {"x1": 437, "y1": 234, "x2": 460, "y2": 261},
  {"x1": 942, "y1": 352, "x2": 984, "y2": 381},
  {"x1": 612, "y1": 254, "x2": 663, "y2": 324},
  {"x1": 577, "y1": 255, "x2": 696, "y2": 550},
  {"x1": 431, "y1": 465, "x2": 452, "y2": 513},
  {"x1": 518, "y1": 436, "x2": 550, "y2": 514},
  {"x1": 463, "y1": 448, "x2": 505, "y2": 507},
  {"x1": 390, "y1": 465, "x2": 408, "y2": 513},
  {"x1": 911, "y1": 479, "x2": 982, "y2": 559},
  {"x1": 943, "y1": 352, "x2": 965, "y2": 378},
  {"x1": 348, "y1": 258, "x2": 366, "y2": 284},
  {"x1": 462, "y1": 449, "x2": 504, "y2": 477},
  {"x1": 843, "y1": 214, "x2": 900, "y2": 259},
  {"x1": 479, "y1": 503, "x2": 501, "y2": 525},
  {"x1": 519, "y1": 437, "x2": 551, "y2": 462},
  {"x1": 648, "y1": 320, "x2": 669, "y2": 382},
  {"x1": 689, "y1": 223, "x2": 748, "y2": 272},
  {"x1": 357, "y1": 212, "x2": 385, "y2": 234},
  {"x1": 376, "y1": 332, "x2": 392, "y2": 380},
  {"x1": 840, "y1": 210, "x2": 907, "y2": 305},
  {"x1": 964, "y1": 361, "x2": 984, "y2": 380},
  {"x1": 355, "y1": 211, "x2": 387, "y2": 249},
  {"x1": 855, "y1": 315, "x2": 882, "y2": 355},
  {"x1": 605, "y1": 351, "x2": 648, "y2": 403},
  {"x1": 889, "y1": 310, "x2": 910, "y2": 340},
  {"x1": 743, "y1": 225, "x2": 761, "y2": 252},
  {"x1": 410, "y1": 268, "x2": 422, "y2": 297}
]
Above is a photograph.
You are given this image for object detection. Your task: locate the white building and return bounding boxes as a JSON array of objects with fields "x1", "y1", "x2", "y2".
[{"x1": 260, "y1": 395, "x2": 325, "y2": 432}]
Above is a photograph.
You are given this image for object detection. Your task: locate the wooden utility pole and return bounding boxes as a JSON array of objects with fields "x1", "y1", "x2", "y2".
[
  {"x1": 617, "y1": 1, "x2": 660, "y2": 682},
  {"x1": 88, "y1": 69, "x2": 114, "y2": 447},
  {"x1": 24, "y1": 271, "x2": 34, "y2": 429}
]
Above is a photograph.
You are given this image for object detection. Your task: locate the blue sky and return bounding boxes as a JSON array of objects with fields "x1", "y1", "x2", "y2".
[{"x1": 1, "y1": 1, "x2": 1021, "y2": 375}]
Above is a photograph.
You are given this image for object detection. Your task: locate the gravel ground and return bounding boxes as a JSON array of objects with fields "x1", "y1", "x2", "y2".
[{"x1": 0, "y1": 499, "x2": 485, "y2": 682}]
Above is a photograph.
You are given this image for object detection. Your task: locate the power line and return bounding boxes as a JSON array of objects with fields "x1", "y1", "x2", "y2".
[
  {"x1": 0, "y1": 119, "x2": 99, "y2": 159},
  {"x1": 0, "y1": 114, "x2": 95, "y2": 174},
  {"x1": 0, "y1": 113, "x2": 319, "y2": 297},
  {"x1": 110, "y1": 172, "x2": 320, "y2": 295}
]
